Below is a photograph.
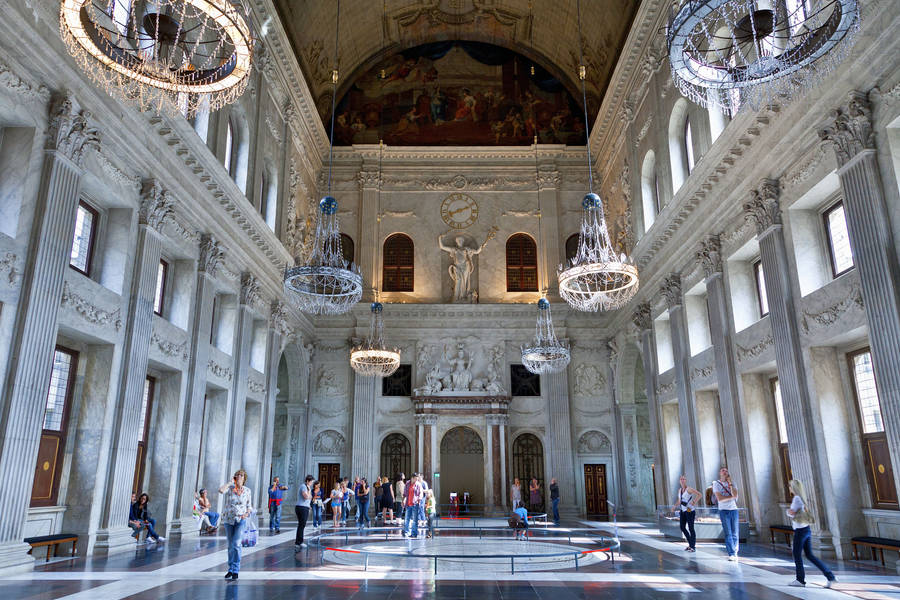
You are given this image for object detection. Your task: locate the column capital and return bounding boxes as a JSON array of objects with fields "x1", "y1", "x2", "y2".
[
  {"x1": 198, "y1": 233, "x2": 225, "y2": 275},
  {"x1": 696, "y1": 233, "x2": 723, "y2": 278},
  {"x1": 139, "y1": 179, "x2": 174, "y2": 232},
  {"x1": 631, "y1": 302, "x2": 652, "y2": 331},
  {"x1": 357, "y1": 169, "x2": 382, "y2": 190},
  {"x1": 818, "y1": 91, "x2": 874, "y2": 167},
  {"x1": 415, "y1": 413, "x2": 438, "y2": 426},
  {"x1": 536, "y1": 168, "x2": 560, "y2": 191},
  {"x1": 240, "y1": 272, "x2": 261, "y2": 307},
  {"x1": 47, "y1": 92, "x2": 100, "y2": 167},
  {"x1": 270, "y1": 300, "x2": 293, "y2": 338},
  {"x1": 485, "y1": 413, "x2": 509, "y2": 426},
  {"x1": 662, "y1": 272, "x2": 683, "y2": 309},
  {"x1": 743, "y1": 178, "x2": 782, "y2": 235}
]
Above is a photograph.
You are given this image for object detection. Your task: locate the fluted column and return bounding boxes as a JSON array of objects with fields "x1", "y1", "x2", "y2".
[
  {"x1": 662, "y1": 273, "x2": 704, "y2": 485},
  {"x1": 633, "y1": 303, "x2": 668, "y2": 503},
  {"x1": 168, "y1": 234, "x2": 221, "y2": 537},
  {"x1": 256, "y1": 301, "x2": 289, "y2": 513},
  {"x1": 95, "y1": 181, "x2": 172, "y2": 553},
  {"x1": 546, "y1": 370, "x2": 576, "y2": 513},
  {"x1": 697, "y1": 235, "x2": 757, "y2": 521},
  {"x1": 357, "y1": 169, "x2": 381, "y2": 302},
  {"x1": 820, "y1": 92, "x2": 900, "y2": 500},
  {"x1": 537, "y1": 166, "x2": 561, "y2": 297},
  {"x1": 0, "y1": 94, "x2": 99, "y2": 573},
  {"x1": 743, "y1": 180, "x2": 828, "y2": 531},
  {"x1": 607, "y1": 341, "x2": 628, "y2": 512},
  {"x1": 350, "y1": 372, "x2": 377, "y2": 479},
  {"x1": 227, "y1": 274, "x2": 260, "y2": 475}
]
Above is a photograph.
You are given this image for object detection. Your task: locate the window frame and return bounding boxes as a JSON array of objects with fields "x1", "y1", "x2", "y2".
[
  {"x1": 382, "y1": 233, "x2": 414, "y2": 293},
  {"x1": 69, "y1": 200, "x2": 100, "y2": 276},
  {"x1": 822, "y1": 200, "x2": 855, "y2": 279},
  {"x1": 684, "y1": 116, "x2": 695, "y2": 174},
  {"x1": 770, "y1": 377, "x2": 792, "y2": 502},
  {"x1": 133, "y1": 375, "x2": 155, "y2": 493},
  {"x1": 153, "y1": 259, "x2": 169, "y2": 317},
  {"x1": 258, "y1": 168, "x2": 269, "y2": 220},
  {"x1": 753, "y1": 258, "x2": 769, "y2": 318},
  {"x1": 505, "y1": 233, "x2": 539, "y2": 293},
  {"x1": 848, "y1": 347, "x2": 885, "y2": 436},
  {"x1": 224, "y1": 117, "x2": 235, "y2": 176}
]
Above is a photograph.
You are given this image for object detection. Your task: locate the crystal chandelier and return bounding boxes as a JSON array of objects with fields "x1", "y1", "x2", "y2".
[
  {"x1": 667, "y1": 0, "x2": 859, "y2": 115},
  {"x1": 521, "y1": 298, "x2": 570, "y2": 375},
  {"x1": 60, "y1": 0, "x2": 254, "y2": 116},
  {"x1": 284, "y1": 0, "x2": 362, "y2": 315},
  {"x1": 557, "y1": 0, "x2": 639, "y2": 313},
  {"x1": 351, "y1": 302, "x2": 401, "y2": 377}
]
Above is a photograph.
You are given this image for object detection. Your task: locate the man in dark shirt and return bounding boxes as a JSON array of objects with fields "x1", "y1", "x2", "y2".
[{"x1": 550, "y1": 478, "x2": 560, "y2": 526}]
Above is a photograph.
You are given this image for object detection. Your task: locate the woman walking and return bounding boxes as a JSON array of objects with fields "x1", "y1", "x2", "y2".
[
  {"x1": 328, "y1": 482, "x2": 343, "y2": 527},
  {"x1": 310, "y1": 481, "x2": 324, "y2": 528},
  {"x1": 529, "y1": 478, "x2": 542, "y2": 513},
  {"x1": 511, "y1": 478, "x2": 522, "y2": 509},
  {"x1": 787, "y1": 479, "x2": 836, "y2": 588},
  {"x1": 381, "y1": 476, "x2": 395, "y2": 524},
  {"x1": 672, "y1": 475, "x2": 701, "y2": 552},
  {"x1": 218, "y1": 469, "x2": 252, "y2": 581}
]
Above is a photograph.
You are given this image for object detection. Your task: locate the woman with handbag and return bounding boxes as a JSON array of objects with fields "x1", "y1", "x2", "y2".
[
  {"x1": 786, "y1": 479, "x2": 836, "y2": 588},
  {"x1": 672, "y1": 475, "x2": 701, "y2": 552}
]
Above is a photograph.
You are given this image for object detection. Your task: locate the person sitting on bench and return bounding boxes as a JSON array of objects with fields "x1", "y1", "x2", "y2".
[
  {"x1": 510, "y1": 504, "x2": 529, "y2": 541},
  {"x1": 129, "y1": 493, "x2": 164, "y2": 543}
]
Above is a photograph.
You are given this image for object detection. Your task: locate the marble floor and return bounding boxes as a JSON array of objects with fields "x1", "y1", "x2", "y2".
[{"x1": 2, "y1": 519, "x2": 896, "y2": 599}]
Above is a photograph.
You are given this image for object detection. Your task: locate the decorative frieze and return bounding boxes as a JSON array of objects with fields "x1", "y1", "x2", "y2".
[
  {"x1": 656, "y1": 381, "x2": 675, "y2": 396},
  {"x1": 46, "y1": 93, "x2": 100, "y2": 167},
  {"x1": 735, "y1": 334, "x2": 774, "y2": 363},
  {"x1": 60, "y1": 282, "x2": 122, "y2": 331},
  {"x1": 313, "y1": 429, "x2": 346, "y2": 455},
  {"x1": 207, "y1": 358, "x2": 233, "y2": 382},
  {"x1": 0, "y1": 252, "x2": 20, "y2": 286},
  {"x1": 690, "y1": 366, "x2": 713, "y2": 381},
  {"x1": 801, "y1": 286, "x2": 865, "y2": 333},
  {"x1": 818, "y1": 92, "x2": 874, "y2": 167},
  {"x1": 247, "y1": 376, "x2": 266, "y2": 395},
  {"x1": 696, "y1": 234, "x2": 723, "y2": 278},
  {"x1": 139, "y1": 179, "x2": 175, "y2": 232},
  {"x1": 0, "y1": 56, "x2": 50, "y2": 102},
  {"x1": 150, "y1": 331, "x2": 188, "y2": 362},
  {"x1": 743, "y1": 178, "x2": 782, "y2": 235}
]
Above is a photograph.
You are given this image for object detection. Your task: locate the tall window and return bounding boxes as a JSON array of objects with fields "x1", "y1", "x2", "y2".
[
  {"x1": 153, "y1": 259, "x2": 168, "y2": 316},
  {"x1": 753, "y1": 259, "x2": 769, "y2": 317},
  {"x1": 224, "y1": 118, "x2": 234, "y2": 175},
  {"x1": 771, "y1": 378, "x2": 792, "y2": 502},
  {"x1": 512, "y1": 434, "x2": 545, "y2": 509},
  {"x1": 70, "y1": 201, "x2": 99, "y2": 275},
  {"x1": 824, "y1": 201, "x2": 854, "y2": 277},
  {"x1": 258, "y1": 169, "x2": 269, "y2": 222},
  {"x1": 506, "y1": 233, "x2": 538, "y2": 292},
  {"x1": 382, "y1": 233, "x2": 414, "y2": 292},
  {"x1": 31, "y1": 347, "x2": 78, "y2": 507},
  {"x1": 641, "y1": 150, "x2": 660, "y2": 231},
  {"x1": 684, "y1": 116, "x2": 695, "y2": 173},
  {"x1": 849, "y1": 348, "x2": 897, "y2": 508},
  {"x1": 565, "y1": 234, "x2": 580, "y2": 265},
  {"x1": 380, "y1": 433, "x2": 411, "y2": 480},
  {"x1": 340, "y1": 233, "x2": 355, "y2": 266},
  {"x1": 133, "y1": 376, "x2": 155, "y2": 494}
]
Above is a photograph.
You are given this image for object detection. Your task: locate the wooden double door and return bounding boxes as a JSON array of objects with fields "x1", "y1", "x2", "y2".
[
  {"x1": 317, "y1": 463, "x2": 341, "y2": 517},
  {"x1": 584, "y1": 464, "x2": 609, "y2": 518}
]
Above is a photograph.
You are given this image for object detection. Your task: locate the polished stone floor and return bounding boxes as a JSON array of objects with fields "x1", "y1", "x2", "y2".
[{"x1": 3, "y1": 519, "x2": 896, "y2": 599}]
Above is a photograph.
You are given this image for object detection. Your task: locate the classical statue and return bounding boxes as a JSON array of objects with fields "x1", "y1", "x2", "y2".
[
  {"x1": 446, "y1": 347, "x2": 473, "y2": 391},
  {"x1": 438, "y1": 228, "x2": 497, "y2": 302}
]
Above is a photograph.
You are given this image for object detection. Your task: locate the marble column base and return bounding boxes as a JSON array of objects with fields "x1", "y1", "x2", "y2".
[
  {"x1": 0, "y1": 542, "x2": 35, "y2": 576},
  {"x1": 93, "y1": 526, "x2": 141, "y2": 556},
  {"x1": 166, "y1": 518, "x2": 201, "y2": 540}
]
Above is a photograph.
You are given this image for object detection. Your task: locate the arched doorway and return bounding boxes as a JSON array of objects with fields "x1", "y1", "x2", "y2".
[
  {"x1": 380, "y1": 433, "x2": 411, "y2": 480},
  {"x1": 512, "y1": 433, "x2": 545, "y2": 511},
  {"x1": 439, "y1": 426, "x2": 484, "y2": 506}
]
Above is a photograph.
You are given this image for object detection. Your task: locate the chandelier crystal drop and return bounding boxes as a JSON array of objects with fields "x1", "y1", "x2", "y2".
[
  {"x1": 60, "y1": 0, "x2": 254, "y2": 116},
  {"x1": 350, "y1": 302, "x2": 401, "y2": 378},
  {"x1": 667, "y1": 0, "x2": 859, "y2": 115},
  {"x1": 521, "y1": 298, "x2": 571, "y2": 375},
  {"x1": 283, "y1": 196, "x2": 363, "y2": 315}
]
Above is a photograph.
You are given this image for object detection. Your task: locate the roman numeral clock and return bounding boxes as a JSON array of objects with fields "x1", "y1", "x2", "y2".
[{"x1": 441, "y1": 193, "x2": 478, "y2": 230}]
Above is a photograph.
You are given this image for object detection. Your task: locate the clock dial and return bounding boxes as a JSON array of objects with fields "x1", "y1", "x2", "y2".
[{"x1": 441, "y1": 193, "x2": 478, "y2": 229}]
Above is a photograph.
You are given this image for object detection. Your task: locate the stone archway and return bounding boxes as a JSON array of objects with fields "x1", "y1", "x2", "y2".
[{"x1": 439, "y1": 426, "x2": 484, "y2": 506}]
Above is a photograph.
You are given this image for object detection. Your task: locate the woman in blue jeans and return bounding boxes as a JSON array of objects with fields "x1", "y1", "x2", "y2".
[
  {"x1": 310, "y1": 481, "x2": 324, "y2": 527},
  {"x1": 787, "y1": 479, "x2": 836, "y2": 588},
  {"x1": 356, "y1": 478, "x2": 371, "y2": 527},
  {"x1": 218, "y1": 469, "x2": 253, "y2": 581},
  {"x1": 713, "y1": 467, "x2": 740, "y2": 560}
]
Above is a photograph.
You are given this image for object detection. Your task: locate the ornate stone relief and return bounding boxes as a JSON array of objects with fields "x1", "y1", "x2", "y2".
[
  {"x1": 316, "y1": 366, "x2": 343, "y2": 397},
  {"x1": 357, "y1": 170, "x2": 382, "y2": 189},
  {"x1": 313, "y1": 429, "x2": 346, "y2": 455},
  {"x1": 780, "y1": 144, "x2": 828, "y2": 190},
  {"x1": 801, "y1": 286, "x2": 864, "y2": 333},
  {"x1": 536, "y1": 170, "x2": 560, "y2": 191},
  {"x1": 0, "y1": 57, "x2": 50, "y2": 102},
  {"x1": 288, "y1": 415, "x2": 301, "y2": 484},
  {"x1": 743, "y1": 178, "x2": 782, "y2": 235},
  {"x1": 632, "y1": 302, "x2": 652, "y2": 331},
  {"x1": 736, "y1": 334, "x2": 774, "y2": 363},
  {"x1": 572, "y1": 363, "x2": 606, "y2": 398},
  {"x1": 150, "y1": 331, "x2": 188, "y2": 362},
  {"x1": 696, "y1": 234, "x2": 723, "y2": 278},
  {"x1": 60, "y1": 282, "x2": 122, "y2": 331},
  {"x1": 414, "y1": 341, "x2": 505, "y2": 395},
  {"x1": 417, "y1": 174, "x2": 534, "y2": 191},
  {"x1": 0, "y1": 252, "x2": 20, "y2": 287},
  {"x1": 655, "y1": 381, "x2": 675, "y2": 397},
  {"x1": 690, "y1": 366, "x2": 713, "y2": 381},
  {"x1": 379, "y1": 210, "x2": 417, "y2": 219},
  {"x1": 207, "y1": 358, "x2": 233, "y2": 382},
  {"x1": 634, "y1": 116, "x2": 653, "y2": 147},
  {"x1": 198, "y1": 234, "x2": 225, "y2": 275},
  {"x1": 47, "y1": 93, "x2": 100, "y2": 167},
  {"x1": 661, "y1": 273, "x2": 682, "y2": 309},
  {"x1": 818, "y1": 92, "x2": 874, "y2": 167},
  {"x1": 139, "y1": 179, "x2": 175, "y2": 232},
  {"x1": 577, "y1": 431, "x2": 612, "y2": 454},
  {"x1": 270, "y1": 301, "x2": 293, "y2": 339},
  {"x1": 240, "y1": 272, "x2": 261, "y2": 308},
  {"x1": 247, "y1": 375, "x2": 266, "y2": 395},
  {"x1": 95, "y1": 152, "x2": 141, "y2": 192}
]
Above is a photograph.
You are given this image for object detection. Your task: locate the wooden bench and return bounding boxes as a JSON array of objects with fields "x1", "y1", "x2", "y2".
[
  {"x1": 851, "y1": 536, "x2": 900, "y2": 566},
  {"x1": 24, "y1": 534, "x2": 78, "y2": 562},
  {"x1": 769, "y1": 524, "x2": 794, "y2": 547}
]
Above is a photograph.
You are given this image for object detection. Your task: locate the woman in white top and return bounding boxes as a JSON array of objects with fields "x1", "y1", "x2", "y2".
[
  {"x1": 511, "y1": 478, "x2": 522, "y2": 509},
  {"x1": 672, "y1": 475, "x2": 701, "y2": 552},
  {"x1": 328, "y1": 482, "x2": 343, "y2": 527},
  {"x1": 218, "y1": 469, "x2": 252, "y2": 581},
  {"x1": 786, "y1": 479, "x2": 836, "y2": 588}
]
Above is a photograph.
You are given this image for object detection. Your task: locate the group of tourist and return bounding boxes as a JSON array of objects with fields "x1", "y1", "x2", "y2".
[
  {"x1": 510, "y1": 477, "x2": 561, "y2": 526},
  {"x1": 672, "y1": 466, "x2": 836, "y2": 588}
]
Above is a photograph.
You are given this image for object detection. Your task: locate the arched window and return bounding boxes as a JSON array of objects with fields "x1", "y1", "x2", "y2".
[
  {"x1": 223, "y1": 118, "x2": 234, "y2": 174},
  {"x1": 258, "y1": 164, "x2": 277, "y2": 231},
  {"x1": 641, "y1": 150, "x2": 660, "y2": 232},
  {"x1": 225, "y1": 109, "x2": 250, "y2": 193},
  {"x1": 512, "y1": 433, "x2": 544, "y2": 510},
  {"x1": 684, "y1": 116, "x2": 695, "y2": 174},
  {"x1": 380, "y1": 433, "x2": 411, "y2": 480},
  {"x1": 565, "y1": 234, "x2": 579, "y2": 265},
  {"x1": 340, "y1": 233, "x2": 355, "y2": 266},
  {"x1": 668, "y1": 99, "x2": 690, "y2": 193},
  {"x1": 382, "y1": 233, "x2": 414, "y2": 292},
  {"x1": 506, "y1": 233, "x2": 538, "y2": 292}
]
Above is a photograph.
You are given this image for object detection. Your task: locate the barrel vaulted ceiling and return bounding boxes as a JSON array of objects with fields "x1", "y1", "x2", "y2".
[{"x1": 273, "y1": 0, "x2": 640, "y2": 135}]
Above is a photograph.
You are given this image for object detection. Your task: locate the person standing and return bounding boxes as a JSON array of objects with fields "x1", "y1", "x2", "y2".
[
  {"x1": 310, "y1": 480, "x2": 324, "y2": 528},
  {"x1": 549, "y1": 478, "x2": 560, "y2": 526},
  {"x1": 381, "y1": 476, "x2": 395, "y2": 524},
  {"x1": 341, "y1": 478, "x2": 354, "y2": 526},
  {"x1": 425, "y1": 489, "x2": 437, "y2": 539},
  {"x1": 403, "y1": 473, "x2": 423, "y2": 538},
  {"x1": 529, "y1": 478, "x2": 542, "y2": 513},
  {"x1": 294, "y1": 475, "x2": 313, "y2": 551},
  {"x1": 328, "y1": 482, "x2": 343, "y2": 527},
  {"x1": 511, "y1": 478, "x2": 522, "y2": 509},
  {"x1": 787, "y1": 479, "x2": 836, "y2": 588},
  {"x1": 218, "y1": 469, "x2": 252, "y2": 581},
  {"x1": 395, "y1": 474, "x2": 406, "y2": 522},
  {"x1": 356, "y1": 478, "x2": 371, "y2": 528},
  {"x1": 374, "y1": 476, "x2": 383, "y2": 520},
  {"x1": 672, "y1": 475, "x2": 701, "y2": 552},
  {"x1": 268, "y1": 476, "x2": 289, "y2": 534},
  {"x1": 417, "y1": 474, "x2": 429, "y2": 526},
  {"x1": 713, "y1": 466, "x2": 740, "y2": 561}
]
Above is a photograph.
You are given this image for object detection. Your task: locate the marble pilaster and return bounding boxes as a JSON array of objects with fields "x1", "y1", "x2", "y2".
[
  {"x1": 357, "y1": 169, "x2": 380, "y2": 302},
  {"x1": 537, "y1": 166, "x2": 561, "y2": 296},
  {"x1": 607, "y1": 341, "x2": 628, "y2": 512},
  {"x1": 820, "y1": 93, "x2": 900, "y2": 503},
  {"x1": 0, "y1": 94, "x2": 98, "y2": 573},
  {"x1": 633, "y1": 303, "x2": 668, "y2": 504},
  {"x1": 255, "y1": 301, "x2": 286, "y2": 512},
  {"x1": 546, "y1": 370, "x2": 576, "y2": 512},
  {"x1": 662, "y1": 273, "x2": 704, "y2": 485},
  {"x1": 227, "y1": 273, "x2": 260, "y2": 476},
  {"x1": 95, "y1": 180, "x2": 171, "y2": 554},
  {"x1": 350, "y1": 373, "x2": 377, "y2": 479}
]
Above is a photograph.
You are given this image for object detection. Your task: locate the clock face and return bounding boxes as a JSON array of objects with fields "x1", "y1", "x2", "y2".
[{"x1": 441, "y1": 193, "x2": 478, "y2": 229}]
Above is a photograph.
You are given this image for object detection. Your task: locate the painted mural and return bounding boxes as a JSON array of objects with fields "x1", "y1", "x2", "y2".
[{"x1": 330, "y1": 41, "x2": 588, "y2": 146}]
